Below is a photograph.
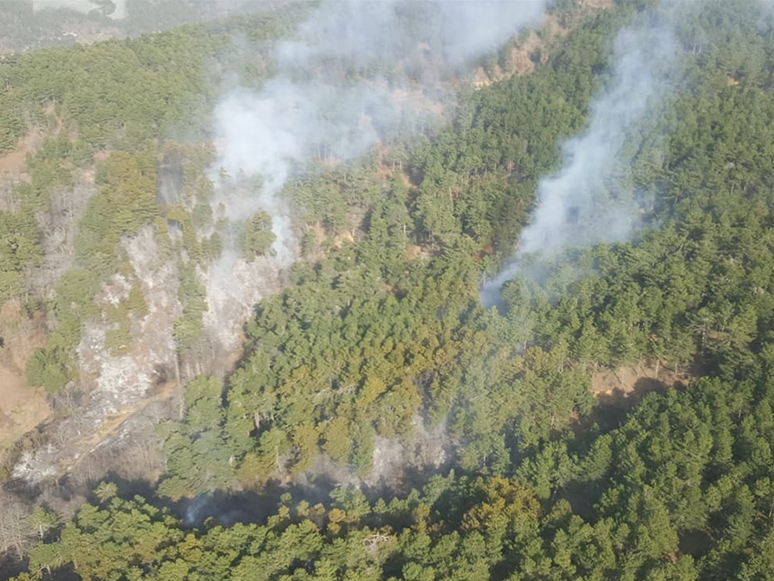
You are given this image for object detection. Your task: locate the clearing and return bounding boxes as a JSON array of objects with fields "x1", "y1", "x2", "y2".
[{"x1": 589, "y1": 362, "x2": 696, "y2": 430}]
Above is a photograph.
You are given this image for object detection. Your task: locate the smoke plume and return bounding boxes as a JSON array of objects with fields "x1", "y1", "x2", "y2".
[
  {"x1": 206, "y1": 0, "x2": 551, "y2": 342},
  {"x1": 209, "y1": 0, "x2": 550, "y2": 251},
  {"x1": 480, "y1": 5, "x2": 682, "y2": 307}
]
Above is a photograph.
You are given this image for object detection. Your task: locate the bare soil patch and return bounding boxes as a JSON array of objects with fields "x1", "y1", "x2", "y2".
[
  {"x1": 0, "y1": 129, "x2": 43, "y2": 178},
  {"x1": 588, "y1": 362, "x2": 696, "y2": 431},
  {"x1": 510, "y1": 32, "x2": 546, "y2": 76},
  {"x1": 0, "y1": 301, "x2": 51, "y2": 466},
  {"x1": 0, "y1": 363, "x2": 50, "y2": 452},
  {"x1": 0, "y1": 301, "x2": 48, "y2": 373},
  {"x1": 591, "y1": 362, "x2": 691, "y2": 396},
  {"x1": 473, "y1": 0, "x2": 615, "y2": 89},
  {"x1": 583, "y1": 0, "x2": 614, "y2": 9}
]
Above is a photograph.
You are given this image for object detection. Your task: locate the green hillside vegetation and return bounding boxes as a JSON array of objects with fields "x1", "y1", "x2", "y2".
[
  {"x1": 155, "y1": 0, "x2": 774, "y2": 495},
  {"x1": 5, "y1": 0, "x2": 774, "y2": 579},
  {"x1": 0, "y1": 0, "x2": 297, "y2": 55},
  {"x1": 15, "y1": 372, "x2": 774, "y2": 581},
  {"x1": 0, "y1": 5, "x2": 307, "y2": 394}
]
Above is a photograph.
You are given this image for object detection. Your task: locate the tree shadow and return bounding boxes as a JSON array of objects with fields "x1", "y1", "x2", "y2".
[
  {"x1": 167, "y1": 478, "x2": 341, "y2": 527},
  {"x1": 3, "y1": 446, "x2": 460, "y2": 534},
  {"x1": 1, "y1": 555, "x2": 78, "y2": 581},
  {"x1": 168, "y1": 460, "x2": 459, "y2": 529},
  {"x1": 0, "y1": 554, "x2": 25, "y2": 581}
]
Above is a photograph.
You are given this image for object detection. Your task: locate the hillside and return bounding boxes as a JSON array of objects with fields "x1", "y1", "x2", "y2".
[
  {"x1": 3, "y1": 0, "x2": 774, "y2": 579},
  {"x1": 0, "y1": 0, "x2": 292, "y2": 54}
]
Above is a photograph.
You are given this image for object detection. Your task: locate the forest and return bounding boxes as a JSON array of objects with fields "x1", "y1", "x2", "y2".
[{"x1": 2, "y1": 0, "x2": 774, "y2": 579}]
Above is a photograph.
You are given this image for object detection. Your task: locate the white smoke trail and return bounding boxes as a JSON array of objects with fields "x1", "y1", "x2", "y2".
[{"x1": 480, "y1": 6, "x2": 682, "y2": 307}]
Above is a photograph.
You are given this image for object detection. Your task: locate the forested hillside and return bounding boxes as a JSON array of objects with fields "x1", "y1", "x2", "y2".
[
  {"x1": 15, "y1": 374, "x2": 774, "y2": 580},
  {"x1": 0, "y1": 4, "x2": 312, "y2": 492},
  {"x1": 4, "y1": 0, "x2": 774, "y2": 579},
  {"x1": 0, "y1": 0, "x2": 291, "y2": 54}
]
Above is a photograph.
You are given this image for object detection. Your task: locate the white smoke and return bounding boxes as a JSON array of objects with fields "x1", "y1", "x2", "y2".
[
  {"x1": 480, "y1": 6, "x2": 682, "y2": 307},
  {"x1": 206, "y1": 1, "x2": 552, "y2": 331},
  {"x1": 209, "y1": 1, "x2": 551, "y2": 250}
]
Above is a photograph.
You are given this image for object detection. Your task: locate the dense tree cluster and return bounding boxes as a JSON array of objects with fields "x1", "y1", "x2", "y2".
[
  {"x1": 156, "y1": 0, "x2": 774, "y2": 494},
  {"x1": 15, "y1": 368, "x2": 774, "y2": 580}
]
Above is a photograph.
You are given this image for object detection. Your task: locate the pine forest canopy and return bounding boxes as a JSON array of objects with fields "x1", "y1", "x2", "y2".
[{"x1": 3, "y1": 0, "x2": 774, "y2": 580}]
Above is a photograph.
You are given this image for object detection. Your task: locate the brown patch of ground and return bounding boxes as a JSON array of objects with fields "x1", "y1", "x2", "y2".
[
  {"x1": 406, "y1": 244, "x2": 431, "y2": 261},
  {"x1": 0, "y1": 129, "x2": 43, "y2": 178},
  {"x1": 591, "y1": 362, "x2": 691, "y2": 396},
  {"x1": 301, "y1": 223, "x2": 328, "y2": 261},
  {"x1": 541, "y1": 12, "x2": 570, "y2": 39},
  {"x1": 309, "y1": 222, "x2": 327, "y2": 245},
  {"x1": 334, "y1": 230, "x2": 354, "y2": 247},
  {"x1": 0, "y1": 145, "x2": 28, "y2": 177},
  {"x1": 307, "y1": 222, "x2": 359, "y2": 259},
  {"x1": 474, "y1": 0, "x2": 614, "y2": 89},
  {"x1": 0, "y1": 104, "x2": 65, "y2": 179},
  {"x1": 582, "y1": 0, "x2": 614, "y2": 9},
  {"x1": 0, "y1": 301, "x2": 48, "y2": 373},
  {"x1": 0, "y1": 301, "x2": 51, "y2": 464},
  {"x1": 372, "y1": 143, "x2": 413, "y2": 193},
  {"x1": 510, "y1": 32, "x2": 546, "y2": 76},
  {"x1": 406, "y1": 245, "x2": 422, "y2": 261},
  {"x1": 0, "y1": 363, "x2": 51, "y2": 452},
  {"x1": 93, "y1": 149, "x2": 112, "y2": 163},
  {"x1": 588, "y1": 362, "x2": 696, "y2": 431},
  {"x1": 373, "y1": 143, "x2": 395, "y2": 180},
  {"x1": 473, "y1": 31, "x2": 544, "y2": 88}
]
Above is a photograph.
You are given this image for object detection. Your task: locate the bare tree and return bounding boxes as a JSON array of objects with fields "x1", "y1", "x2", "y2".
[{"x1": 0, "y1": 495, "x2": 32, "y2": 560}]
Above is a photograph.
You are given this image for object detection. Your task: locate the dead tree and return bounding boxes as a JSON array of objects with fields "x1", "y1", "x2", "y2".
[{"x1": 0, "y1": 495, "x2": 32, "y2": 560}]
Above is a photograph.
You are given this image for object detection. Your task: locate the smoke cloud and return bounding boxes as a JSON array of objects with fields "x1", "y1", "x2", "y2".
[
  {"x1": 204, "y1": 0, "x2": 552, "y2": 344},
  {"x1": 209, "y1": 0, "x2": 551, "y2": 256},
  {"x1": 480, "y1": 5, "x2": 682, "y2": 307}
]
